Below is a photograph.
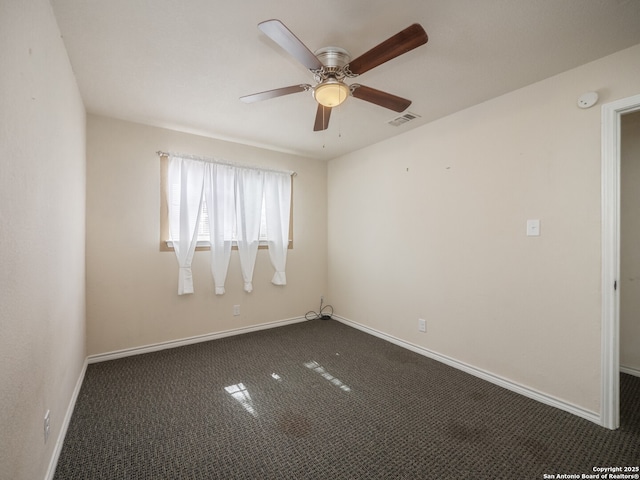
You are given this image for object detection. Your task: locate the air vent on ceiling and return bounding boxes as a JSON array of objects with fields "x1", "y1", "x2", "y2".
[{"x1": 388, "y1": 111, "x2": 421, "y2": 127}]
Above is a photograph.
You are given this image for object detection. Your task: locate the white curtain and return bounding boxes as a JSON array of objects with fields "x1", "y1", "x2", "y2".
[
  {"x1": 168, "y1": 157, "x2": 205, "y2": 295},
  {"x1": 264, "y1": 171, "x2": 291, "y2": 285},
  {"x1": 235, "y1": 168, "x2": 264, "y2": 292},
  {"x1": 203, "y1": 163, "x2": 236, "y2": 295}
]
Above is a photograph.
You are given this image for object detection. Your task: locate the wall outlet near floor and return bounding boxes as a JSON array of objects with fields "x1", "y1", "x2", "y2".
[
  {"x1": 44, "y1": 410, "x2": 50, "y2": 444},
  {"x1": 418, "y1": 318, "x2": 426, "y2": 333},
  {"x1": 233, "y1": 305, "x2": 240, "y2": 316}
]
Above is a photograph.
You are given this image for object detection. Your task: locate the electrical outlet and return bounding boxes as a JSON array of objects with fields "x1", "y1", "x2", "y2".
[
  {"x1": 44, "y1": 410, "x2": 50, "y2": 444},
  {"x1": 233, "y1": 305, "x2": 240, "y2": 316},
  {"x1": 418, "y1": 318, "x2": 426, "y2": 333}
]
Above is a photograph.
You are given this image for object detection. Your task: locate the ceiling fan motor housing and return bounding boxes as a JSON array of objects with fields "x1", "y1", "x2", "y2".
[{"x1": 314, "y1": 47, "x2": 351, "y2": 80}]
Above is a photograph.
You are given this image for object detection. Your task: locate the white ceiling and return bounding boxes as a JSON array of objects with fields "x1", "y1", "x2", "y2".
[{"x1": 51, "y1": 0, "x2": 640, "y2": 161}]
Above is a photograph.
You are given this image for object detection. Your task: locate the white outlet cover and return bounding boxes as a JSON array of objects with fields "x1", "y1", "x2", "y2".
[{"x1": 577, "y1": 91, "x2": 598, "y2": 109}]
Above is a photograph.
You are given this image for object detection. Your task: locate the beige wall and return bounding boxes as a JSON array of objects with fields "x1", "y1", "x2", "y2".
[
  {"x1": 0, "y1": 1, "x2": 86, "y2": 479},
  {"x1": 86, "y1": 115, "x2": 328, "y2": 355},
  {"x1": 328, "y1": 44, "x2": 640, "y2": 415},
  {"x1": 621, "y1": 110, "x2": 640, "y2": 373}
]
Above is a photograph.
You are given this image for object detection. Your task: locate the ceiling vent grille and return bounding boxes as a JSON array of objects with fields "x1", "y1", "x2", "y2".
[{"x1": 388, "y1": 112, "x2": 421, "y2": 127}]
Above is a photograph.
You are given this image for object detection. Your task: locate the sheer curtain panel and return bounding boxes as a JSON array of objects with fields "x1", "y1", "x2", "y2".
[
  {"x1": 204, "y1": 163, "x2": 236, "y2": 295},
  {"x1": 168, "y1": 157, "x2": 206, "y2": 295},
  {"x1": 264, "y1": 171, "x2": 291, "y2": 285},
  {"x1": 235, "y1": 168, "x2": 264, "y2": 292}
]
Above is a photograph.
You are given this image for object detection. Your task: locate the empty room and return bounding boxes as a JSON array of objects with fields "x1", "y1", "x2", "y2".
[{"x1": 2, "y1": 1, "x2": 640, "y2": 479}]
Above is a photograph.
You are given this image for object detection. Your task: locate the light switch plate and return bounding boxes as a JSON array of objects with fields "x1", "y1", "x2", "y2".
[{"x1": 527, "y1": 219, "x2": 541, "y2": 236}]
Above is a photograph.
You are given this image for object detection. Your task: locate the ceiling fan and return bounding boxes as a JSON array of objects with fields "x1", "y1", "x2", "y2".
[{"x1": 240, "y1": 20, "x2": 428, "y2": 131}]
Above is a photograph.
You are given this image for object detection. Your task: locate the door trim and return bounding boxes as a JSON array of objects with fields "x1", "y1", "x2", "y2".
[{"x1": 601, "y1": 93, "x2": 640, "y2": 429}]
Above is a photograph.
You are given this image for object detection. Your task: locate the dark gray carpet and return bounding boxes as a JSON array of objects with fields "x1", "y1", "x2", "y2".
[{"x1": 55, "y1": 320, "x2": 640, "y2": 479}]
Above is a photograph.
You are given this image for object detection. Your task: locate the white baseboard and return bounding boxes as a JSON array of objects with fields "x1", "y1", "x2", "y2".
[
  {"x1": 45, "y1": 358, "x2": 88, "y2": 480},
  {"x1": 621, "y1": 365, "x2": 640, "y2": 378},
  {"x1": 334, "y1": 315, "x2": 601, "y2": 426},
  {"x1": 88, "y1": 316, "x2": 308, "y2": 364}
]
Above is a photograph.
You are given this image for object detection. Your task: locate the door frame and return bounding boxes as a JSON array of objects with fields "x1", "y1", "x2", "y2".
[{"x1": 601, "y1": 93, "x2": 640, "y2": 429}]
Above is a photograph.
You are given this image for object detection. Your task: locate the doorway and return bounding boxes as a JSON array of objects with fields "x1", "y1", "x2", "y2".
[
  {"x1": 601, "y1": 93, "x2": 640, "y2": 430},
  {"x1": 620, "y1": 111, "x2": 640, "y2": 380}
]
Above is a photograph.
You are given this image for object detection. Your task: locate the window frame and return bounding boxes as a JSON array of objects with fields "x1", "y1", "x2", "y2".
[{"x1": 159, "y1": 155, "x2": 294, "y2": 252}]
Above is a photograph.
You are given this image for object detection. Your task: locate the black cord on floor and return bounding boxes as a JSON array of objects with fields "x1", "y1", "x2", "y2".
[{"x1": 305, "y1": 298, "x2": 334, "y2": 320}]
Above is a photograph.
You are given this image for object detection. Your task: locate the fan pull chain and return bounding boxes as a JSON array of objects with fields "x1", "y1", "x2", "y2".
[{"x1": 322, "y1": 106, "x2": 327, "y2": 148}]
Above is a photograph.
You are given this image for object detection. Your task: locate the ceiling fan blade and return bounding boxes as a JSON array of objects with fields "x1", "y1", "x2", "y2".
[
  {"x1": 347, "y1": 24, "x2": 428, "y2": 76},
  {"x1": 350, "y1": 84, "x2": 411, "y2": 112},
  {"x1": 258, "y1": 19, "x2": 323, "y2": 71},
  {"x1": 240, "y1": 84, "x2": 310, "y2": 103},
  {"x1": 313, "y1": 104, "x2": 332, "y2": 131}
]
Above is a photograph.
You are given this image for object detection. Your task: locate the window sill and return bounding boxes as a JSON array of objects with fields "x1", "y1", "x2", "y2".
[{"x1": 160, "y1": 240, "x2": 293, "y2": 252}]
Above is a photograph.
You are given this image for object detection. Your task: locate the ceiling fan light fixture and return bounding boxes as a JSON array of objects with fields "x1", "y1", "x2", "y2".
[{"x1": 314, "y1": 79, "x2": 349, "y2": 108}]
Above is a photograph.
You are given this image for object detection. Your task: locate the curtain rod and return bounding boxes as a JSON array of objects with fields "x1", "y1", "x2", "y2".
[{"x1": 156, "y1": 151, "x2": 296, "y2": 176}]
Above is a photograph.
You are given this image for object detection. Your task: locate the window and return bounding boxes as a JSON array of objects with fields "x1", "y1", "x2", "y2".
[
  {"x1": 160, "y1": 153, "x2": 294, "y2": 295},
  {"x1": 159, "y1": 155, "x2": 293, "y2": 252}
]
